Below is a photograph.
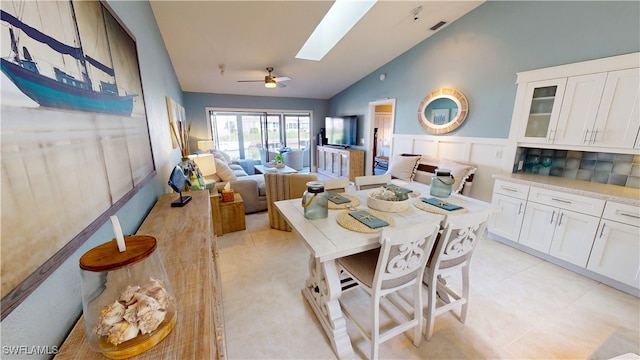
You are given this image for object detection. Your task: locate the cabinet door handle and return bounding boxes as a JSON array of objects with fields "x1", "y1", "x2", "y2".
[
  {"x1": 591, "y1": 129, "x2": 599, "y2": 144},
  {"x1": 583, "y1": 129, "x2": 591, "y2": 144},
  {"x1": 552, "y1": 198, "x2": 572, "y2": 204},
  {"x1": 518, "y1": 203, "x2": 523, "y2": 215},
  {"x1": 501, "y1": 186, "x2": 518, "y2": 192},
  {"x1": 550, "y1": 210, "x2": 556, "y2": 224},
  {"x1": 599, "y1": 222, "x2": 606, "y2": 238},
  {"x1": 620, "y1": 212, "x2": 640, "y2": 219},
  {"x1": 558, "y1": 212, "x2": 564, "y2": 226}
]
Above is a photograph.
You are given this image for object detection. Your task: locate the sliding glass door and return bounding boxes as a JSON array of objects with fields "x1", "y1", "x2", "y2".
[{"x1": 209, "y1": 110, "x2": 311, "y2": 162}]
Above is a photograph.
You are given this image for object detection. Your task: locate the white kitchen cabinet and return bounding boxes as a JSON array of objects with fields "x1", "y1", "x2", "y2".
[
  {"x1": 547, "y1": 209, "x2": 600, "y2": 267},
  {"x1": 519, "y1": 187, "x2": 604, "y2": 267},
  {"x1": 513, "y1": 52, "x2": 640, "y2": 152},
  {"x1": 519, "y1": 201, "x2": 556, "y2": 253},
  {"x1": 489, "y1": 175, "x2": 638, "y2": 294},
  {"x1": 592, "y1": 68, "x2": 640, "y2": 149},
  {"x1": 517, "y1": 79, "x2": 567, "y2": 144},
  {"x1": 553, "y1": 73, "x2": 607, "y2": 146},
  {"x1": 587, "y1": 202, "x2": 640, "y2": 288},
  {"x1": 489, "y1": 180, "x2": 529, "y2": 241}
]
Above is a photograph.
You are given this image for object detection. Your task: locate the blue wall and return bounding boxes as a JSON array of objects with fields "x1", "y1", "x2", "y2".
[
  {"x1": 183, "y1": 92, "x2": 329, "y2": 148},
  {"x1": 329, "y1": 1, "x2": 640, "y2": 139},
  {"x1": 0, "y1": 1, "x2": 182, "y2": 357}
]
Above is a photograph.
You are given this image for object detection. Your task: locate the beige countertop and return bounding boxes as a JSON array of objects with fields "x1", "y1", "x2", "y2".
[{"x1": 493, "y1": 173, "x2": 640, "y2": 207}]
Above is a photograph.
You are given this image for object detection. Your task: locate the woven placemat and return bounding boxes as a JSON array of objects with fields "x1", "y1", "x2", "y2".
[
  {"x1": 413, "y1": 198, "x2": 468, "y2": 215},
  {"x1": 336, "y1": 209, "x2": 395, "y2": 233},
  {"x1": 328, "y1": 193, "x2": 361, "y2": 209}
]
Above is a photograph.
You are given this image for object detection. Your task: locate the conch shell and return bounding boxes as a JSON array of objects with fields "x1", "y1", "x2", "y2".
[
  {"x1": 140, "y1": 278, "x2": 171, "y2": 308},
  {"x1": 107, "y1": 321, "x2": 139, "y2": 345},
  {"x1": 94, "y1": 301, "x2": 126, "y2": 336},
  {"x1": 93, "y1": 278, "x2": 172, "y2": 345}
]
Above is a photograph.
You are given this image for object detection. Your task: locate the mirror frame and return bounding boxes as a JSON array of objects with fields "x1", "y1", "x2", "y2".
[{"x1": 417, "y1": 88, "x2": 469, "y2": 134}]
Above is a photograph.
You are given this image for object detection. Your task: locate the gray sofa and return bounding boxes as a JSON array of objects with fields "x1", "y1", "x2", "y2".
[
  {"x1": 204, "y1": 150, "x2": 267, "y2": 214},
  {"x1": 224, "y1": 174, "x2": 267, "y2": 214}
]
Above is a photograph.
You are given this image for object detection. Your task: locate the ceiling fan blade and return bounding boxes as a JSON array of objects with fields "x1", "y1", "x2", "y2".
[
  {"x1": 237, "y1": 80, "x2": 263, "y2": 83},
  {"x1": 274, "y1": 76, "x2": 291, "y2": 82},
  {"x1": 276, "y1": 82, "x2": 287, "y2": 88}
]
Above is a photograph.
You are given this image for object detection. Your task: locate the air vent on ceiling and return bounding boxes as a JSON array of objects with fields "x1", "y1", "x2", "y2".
[{"x1": 430, "y1": 21, "x2": 447, "y2": 31}]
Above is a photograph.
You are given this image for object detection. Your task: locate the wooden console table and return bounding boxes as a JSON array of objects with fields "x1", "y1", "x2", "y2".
[
  {"x1": 55, "y1": 191, "x2": 226, "y2": 359},
  {"x1": 316, "y1": 145, "x2": 364, "y2": 181}
]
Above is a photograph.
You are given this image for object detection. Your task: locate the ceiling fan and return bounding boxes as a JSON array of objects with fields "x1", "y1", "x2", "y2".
[{"x1": 238, "y1": 67, "x2": 291, "y2": 88}]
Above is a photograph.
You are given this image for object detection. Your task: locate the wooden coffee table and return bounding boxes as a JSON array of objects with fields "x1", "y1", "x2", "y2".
[{"x1": 254, "y1": 164, "x2": 298, "y2": 174}]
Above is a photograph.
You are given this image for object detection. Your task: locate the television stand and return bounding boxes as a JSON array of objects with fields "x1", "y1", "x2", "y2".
[
  {"x1": 326, "y1": 144, "x2": 349, "y2": 149},
  {"x1": 316, "y1": 145, "x2": 364, "y2": 181}
]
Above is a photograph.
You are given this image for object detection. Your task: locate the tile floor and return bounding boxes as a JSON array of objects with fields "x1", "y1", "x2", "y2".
[{"x1": 217, "y1": 212, "x2": 640, "y2": 359}]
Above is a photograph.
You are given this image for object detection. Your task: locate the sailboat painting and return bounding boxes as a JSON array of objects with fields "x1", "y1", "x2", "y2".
[
  {"x1": 1, "y1": 0, "x2": 155, "y2": 307},
  {"x1": 1, "y1": 1, "x2": 138, "y2": 115}
]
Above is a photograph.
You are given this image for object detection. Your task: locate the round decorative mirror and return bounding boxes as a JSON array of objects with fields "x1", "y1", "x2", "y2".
[{"x1": 417, "y1": 88, "x2": 469, "y2": 134}]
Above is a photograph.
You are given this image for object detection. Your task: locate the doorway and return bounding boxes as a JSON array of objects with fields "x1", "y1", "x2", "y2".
[{"x1": 366, "y1": 99, "x2": 396, "y2": 175}]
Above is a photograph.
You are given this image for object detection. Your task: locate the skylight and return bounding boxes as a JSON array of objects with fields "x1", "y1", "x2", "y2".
[{"x1": 296, "y1": 0, "x2": 377, "y2": 61}]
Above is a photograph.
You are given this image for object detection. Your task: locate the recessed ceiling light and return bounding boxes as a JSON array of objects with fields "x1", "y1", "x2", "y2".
[{"x1": 296, "y1": 0, "x2": 377, "y2": 61}]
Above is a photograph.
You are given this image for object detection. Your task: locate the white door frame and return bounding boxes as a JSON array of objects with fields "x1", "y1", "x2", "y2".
[{"x1": 365, "y1": 98, "x2": 396, "y2": 175}]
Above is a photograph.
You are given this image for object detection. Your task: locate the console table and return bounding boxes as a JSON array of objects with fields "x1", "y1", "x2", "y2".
[
  {"x1": 316, "y1": 146, "x2": 364, "y2": 181},
  {"x1": 55, "y1": 191, "x2": 226, "y2": 359}
]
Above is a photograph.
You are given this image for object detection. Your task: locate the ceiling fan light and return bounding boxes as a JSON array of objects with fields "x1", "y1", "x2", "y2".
[{"x1": 265, "y1": 79, "x2": 277, "y2": 88}]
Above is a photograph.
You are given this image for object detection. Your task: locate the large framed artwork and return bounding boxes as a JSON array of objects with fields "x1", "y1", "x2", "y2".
[{"x1": 0, "y1": 0, "x2": 155, "y2": 318}]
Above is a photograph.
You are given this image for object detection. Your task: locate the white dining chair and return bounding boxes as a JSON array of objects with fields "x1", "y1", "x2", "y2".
[
  {"x1": 422, "y1": 209, "x2": 491, "y2": 340},
  {"x1": 336, "y1": 218, "x2": 441, "y2": 359},
  {"x1": 322, "y1": 178, "x2": 351, "y2": 193},
  {"x1": 354, "y1": 174, "x2": 392, "y2": 191}
]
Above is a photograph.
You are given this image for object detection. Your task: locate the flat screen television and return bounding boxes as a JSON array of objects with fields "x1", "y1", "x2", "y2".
[{"x1": 325, "y1": 116, "x2": 357, "y2": 147}]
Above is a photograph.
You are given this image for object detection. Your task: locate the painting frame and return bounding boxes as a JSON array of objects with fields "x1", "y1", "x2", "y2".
[
  {"x1": 1, "y1": 0, "x2": 156, "y2": 318},
  {"x1": 166, "y1": 96, "x2": 186, "y2": 150}
]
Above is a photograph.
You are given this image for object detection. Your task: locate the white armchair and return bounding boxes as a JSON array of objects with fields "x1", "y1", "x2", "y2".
[
  {"x1": 302, "y1": 144, "x2": 310, "y2": 168},
  {"x1": 282, "y1": 150, "x2": 304, "y2": 171}
]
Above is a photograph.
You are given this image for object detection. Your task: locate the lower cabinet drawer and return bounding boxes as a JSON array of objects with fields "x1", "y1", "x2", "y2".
[
  {"x1": 493, "y1": 179, "x2": 529, "y2": 200},
  {"x1": 602, "y1": 201, "x2": 640, "y2": 227},
  {"x1": 528, "y1": 186, "x2": 605, "y2": 217}
]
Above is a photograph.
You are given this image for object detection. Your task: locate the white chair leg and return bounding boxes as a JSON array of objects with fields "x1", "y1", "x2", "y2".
[
  {"x1": 413, "y1": 283, "x2": 422, "y2": 346},
  {"x1": 425, "y1": 280, "x2": 437, "y2": 341},
  {"x1": 371, "y1": 296, "x2": 380, "y2": 360},
  {"x1": 461, "y1": 264, "x2": 470, "y2": 323}
]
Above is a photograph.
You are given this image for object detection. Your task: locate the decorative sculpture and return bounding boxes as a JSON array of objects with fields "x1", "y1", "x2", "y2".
[{"x1": 168, "y1": 166, "x2": 192, "y2": 207}]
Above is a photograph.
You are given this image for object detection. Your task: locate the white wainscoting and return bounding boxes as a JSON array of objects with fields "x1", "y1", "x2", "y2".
[{"x1": 391, "y1": 134, "x2": 516, "y2": 202}]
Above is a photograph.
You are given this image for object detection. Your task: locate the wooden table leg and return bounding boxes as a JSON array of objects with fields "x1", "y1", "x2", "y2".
[{"x1": 301, "y1": 255, "x2": 354, "y2": 359}]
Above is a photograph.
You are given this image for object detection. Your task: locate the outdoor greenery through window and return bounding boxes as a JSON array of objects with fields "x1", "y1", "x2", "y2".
[{"x1": 209, "y1": 111, "x2": 311, "y2": 163}]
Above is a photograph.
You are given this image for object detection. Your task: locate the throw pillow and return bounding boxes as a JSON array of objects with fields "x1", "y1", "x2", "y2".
[
  {"x1": 212, "y1": 149, "x2": 232, "y2": 164},
  {"x1": 386, "y1": 155, "x2": 420, "y2": 181},
  {"x1": 437, "y1": 158, "x2": 476, "y2": 194},
  {"x1": 214, "y1": 158, "x2": 237, "y2": 182}
]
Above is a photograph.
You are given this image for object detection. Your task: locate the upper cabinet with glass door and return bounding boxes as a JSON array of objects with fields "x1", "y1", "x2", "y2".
[
  {"x1": 518, "y1": 79, "x2": 567, "y2": 143},
  {"x1": 514, "y1": 52, "x2": 640, "y2": 152}
]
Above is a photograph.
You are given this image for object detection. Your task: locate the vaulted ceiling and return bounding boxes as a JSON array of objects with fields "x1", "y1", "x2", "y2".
[{"x1": 150, "y1": 1, "x2": 484, "y2": 99}]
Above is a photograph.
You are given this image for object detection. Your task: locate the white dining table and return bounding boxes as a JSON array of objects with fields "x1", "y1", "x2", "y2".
[{"x1": 274, "y1": 180, "x2": 491, "y2": 359}]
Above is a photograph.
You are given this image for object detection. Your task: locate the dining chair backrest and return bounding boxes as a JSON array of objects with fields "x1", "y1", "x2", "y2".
[
  {"x1": 322, "y1": 178, "x2": 350, "y2": 193},
  {"x1": 375, "y1": 218, "x2": 441, "y2": 293},
  {"x1": 432, "y1": 210, "x2": 490, "y2": 271},
  {"x1": 354, "y1": 174, "x2": 392, "y2": 191}
]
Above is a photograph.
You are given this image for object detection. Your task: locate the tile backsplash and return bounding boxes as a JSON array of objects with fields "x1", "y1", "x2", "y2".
[{"x1": 514, "y1": 148, "x2": 640, "y2": 189}]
